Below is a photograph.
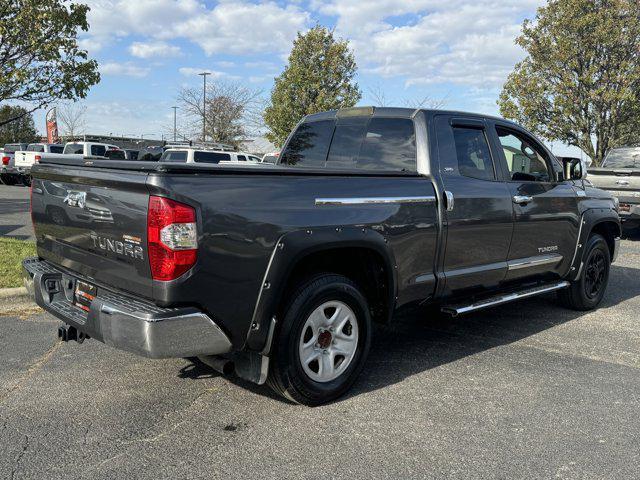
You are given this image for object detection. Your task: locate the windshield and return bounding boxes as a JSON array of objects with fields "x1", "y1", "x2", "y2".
[{"x1": 603, "y1": 147, "x2": 640, "y2": 169}]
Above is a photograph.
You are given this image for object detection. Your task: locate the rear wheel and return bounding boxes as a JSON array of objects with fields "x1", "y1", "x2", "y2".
[
  {"x1": 0, "y1": 174, "x2": 16, "y2": 185},
  {"x1": 267, "y1": 274, "x2": 372, "y2": 406},
  {"x1": 559, "y1": 233, "x2": 611, "y2": 310}
]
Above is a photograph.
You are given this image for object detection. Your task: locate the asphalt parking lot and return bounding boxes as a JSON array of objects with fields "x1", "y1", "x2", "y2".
[
  {"x1": 0, "y1": 185, "x2": 33, "y2": 240},
  {"x1": 1, "y1": 185, "x2": 639, "y2": 479}
]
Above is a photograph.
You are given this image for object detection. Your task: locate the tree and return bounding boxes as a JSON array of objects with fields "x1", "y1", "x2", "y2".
[
  {"x1": 57, "y1": 102, "x2": 87, "y2": 139},
  {"x1": 498, "y1": 0, "x2": 640, "y2": 166},
  {"x1": 178, "y1": 80, "x2": 262, "y2": 148},
  {"x1": 264, "y1": 26, "x2": 361, "y2": 147},
  {"x1": 368, "y1": 84, "x2": 448, "y2": 109},
  {"x1": 0, "y1": 0, "x2": 100, "y2": 127},
  {"x1": 0, "y1": 105, "x2": 39, "y2": 144}
]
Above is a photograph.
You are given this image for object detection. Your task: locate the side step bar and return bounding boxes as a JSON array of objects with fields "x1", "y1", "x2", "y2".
[{"x1": 441, "y1": 281, "x2": 570, "y2": 317}]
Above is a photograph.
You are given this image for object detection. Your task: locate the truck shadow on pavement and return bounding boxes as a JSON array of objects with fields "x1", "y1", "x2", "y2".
[{"x1": 179, "y1": 264, "x2": 640, "y2": 405}]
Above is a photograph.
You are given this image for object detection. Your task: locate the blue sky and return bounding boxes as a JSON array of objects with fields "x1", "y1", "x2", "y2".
[{"x1": 34, "y1": 0, "x2": 579, "y2": 156}]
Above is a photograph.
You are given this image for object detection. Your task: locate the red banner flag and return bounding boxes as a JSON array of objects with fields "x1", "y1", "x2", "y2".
[{"x1": 46, "y1": 107, "x2": 59, "y2": 143}]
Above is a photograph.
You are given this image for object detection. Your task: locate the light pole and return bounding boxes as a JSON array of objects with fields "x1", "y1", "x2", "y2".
[
  {"x1": 198, "y1": 72, "x2": 211, "y2": 142},
  {"x1": 171, "y1": 106, "x2": 178, "y2": 142}
]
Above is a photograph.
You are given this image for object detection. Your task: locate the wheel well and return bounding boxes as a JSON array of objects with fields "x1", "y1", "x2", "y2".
[
  {"x1": 281, "y1": 247, "x2": 393, "y2": 323},
  {"x1": 590, "y1": 221, "x2": 620, "y2": 258}
]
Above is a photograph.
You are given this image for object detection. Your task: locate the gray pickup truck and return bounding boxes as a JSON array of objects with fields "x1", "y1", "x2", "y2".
[
  {"x1": 23, "y1": 107, "x2": 621, "y2": 405},
  {"x1": 588, "y1": 146, "x2": 640, "y2": 229}
]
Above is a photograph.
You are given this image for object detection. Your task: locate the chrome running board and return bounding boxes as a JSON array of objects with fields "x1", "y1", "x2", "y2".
[{"x1": 441, "y1": 281, "x2": 570, "y2": 317}]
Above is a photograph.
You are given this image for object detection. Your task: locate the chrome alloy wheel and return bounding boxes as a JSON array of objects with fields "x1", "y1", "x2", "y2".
[{"x1": 298, "y1": 301, "x2": 359, "y2": 383}]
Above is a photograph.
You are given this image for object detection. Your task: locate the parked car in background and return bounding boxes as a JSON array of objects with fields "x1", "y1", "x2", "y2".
[
  {"x1": 104, "y1": 148, "x2": 126, "y2": 160},
  {"x1": 588, "y1": 146, "x2": 640, "y2": 229},
  {"x1": 136, "y1": 146, "x2": 163, "y2": 161},
  {"x1": 23, "y1": 107, "x2": 620, "y2": 405},
  {"x1": 124, "y1": 149, "x2": 139, "y2": 160},
  {"x1": 62, "y1": 141, "x2": 120, "y2": 157},
  {"x1": 1, "y1": 143, "x2": 29, "y2": 185},
  {"x1": 13, "y1": 143, "x2": 64, "y2": 185},
  {"x1": 160, "y1": 147, "x2": 262, "y2": 164},
  {"x1": 262, "y1": 152, "x2": 280, "y2": 164}
]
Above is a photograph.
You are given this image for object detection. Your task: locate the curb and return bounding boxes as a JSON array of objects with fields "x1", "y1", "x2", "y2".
[{"x1": 0, "y1": 286, "x2": 28, "y2": 300}]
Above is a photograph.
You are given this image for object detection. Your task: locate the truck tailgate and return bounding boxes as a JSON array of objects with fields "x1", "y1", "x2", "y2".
[{"x1": 31, "y1": 164, "x2": 153, "y2": 298}]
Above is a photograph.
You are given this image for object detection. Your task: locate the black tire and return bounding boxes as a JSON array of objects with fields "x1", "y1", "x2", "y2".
[
  {"x1": 0, "y1": 174, "x2": 16, "y2": 185},
  {"x1": 559, "y1": 233, "x2": 611, "y2": 310},
  {"x1": 21, "y1": 175, "x2": 31, "y2": 187},
  {"x1": 267, "y1": 274, "x2": 372, "y2": 406}
]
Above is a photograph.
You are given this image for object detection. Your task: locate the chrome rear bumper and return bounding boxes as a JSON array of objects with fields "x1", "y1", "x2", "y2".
[{"x1": 22, "y1": 257, "x2": 232, "y2": 359}]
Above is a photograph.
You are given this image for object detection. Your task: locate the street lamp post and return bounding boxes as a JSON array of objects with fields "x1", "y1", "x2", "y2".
[
  {"x1": 171, "y1": 106, "x2": 178, "y2": 142},
  {"x1": 198, "y1": 72, "x2": 211, "y2": 142}
]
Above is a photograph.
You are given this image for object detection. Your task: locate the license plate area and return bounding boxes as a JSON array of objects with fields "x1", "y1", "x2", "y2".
[{"x1": 74, "y1": 280, "x2": 97, "y2": 312}]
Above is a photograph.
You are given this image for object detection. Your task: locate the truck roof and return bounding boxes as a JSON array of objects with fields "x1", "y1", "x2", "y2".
[{"x1": 303, "y1": 106, "x2": 518, "y2": 126}]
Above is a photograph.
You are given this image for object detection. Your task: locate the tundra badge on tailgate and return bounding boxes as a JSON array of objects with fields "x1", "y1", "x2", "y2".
[{"x1": 90, "y1": 233, "x2": 144, "y2": 260}]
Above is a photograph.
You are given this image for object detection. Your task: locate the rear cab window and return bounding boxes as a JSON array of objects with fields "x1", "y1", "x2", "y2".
[
  {"x1": 194, "y1": 151, "x2": 231, "y2": 163},
  {"x1": 160, "y1": 150, "x2": 188, "y2": 163},
  {"x1": 280, "y1": 116, "x2": 417, "y2": 171},
  {"x1": 49, "y1": 145, "x2": 63, "y2": 153},
  {"x1": 27, "y1": 144, "x2": 44, "y2": 152}
]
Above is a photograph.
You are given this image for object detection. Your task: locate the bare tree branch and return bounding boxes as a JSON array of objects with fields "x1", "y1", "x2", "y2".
[{"x1": 57, "y1": 102, "x2": 87, "y2": 139}]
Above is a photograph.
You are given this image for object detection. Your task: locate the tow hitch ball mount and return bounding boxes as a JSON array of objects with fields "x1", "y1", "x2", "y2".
[{"x1": 57, "y1": 325, "x2": 89, "y2": 344}]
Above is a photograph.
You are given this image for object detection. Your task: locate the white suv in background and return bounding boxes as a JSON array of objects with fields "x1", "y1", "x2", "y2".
[{"x1": 160, "y1": 148, "x2": 263, "y2": 164}]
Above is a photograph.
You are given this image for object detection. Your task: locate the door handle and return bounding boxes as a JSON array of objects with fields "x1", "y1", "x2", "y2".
[
  {"x1": 445, "y1": 191, "x2": 454, "y2": 212},
  {"x1": 513, "y1": 195, "x2": 533, "y2": 205}
]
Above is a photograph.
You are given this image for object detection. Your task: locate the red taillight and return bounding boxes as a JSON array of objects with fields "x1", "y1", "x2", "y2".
[
  {"x1": 147, "y1": 196, "x2": 197, "y2": 281},
  {"x1": 34, "y1": 155, "x2": 41, "y2": 163},
  {"x1": 2, "y1": 156, "x2": 9, "y2": 165}
]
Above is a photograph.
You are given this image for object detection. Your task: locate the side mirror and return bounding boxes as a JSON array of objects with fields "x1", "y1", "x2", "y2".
[{"x1": 562, "y1": 157, "x2": 586, "y2": 181}]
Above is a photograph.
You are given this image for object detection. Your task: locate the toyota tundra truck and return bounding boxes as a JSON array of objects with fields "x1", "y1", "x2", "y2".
[{"x1": 23, "y1": 107, "x2": 621, "y2": 405}]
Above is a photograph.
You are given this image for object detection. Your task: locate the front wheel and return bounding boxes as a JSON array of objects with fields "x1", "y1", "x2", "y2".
[
  {"x1": 267, "y1": 274, "x2": 372, "y2": 406},
  {"x1": 559, "y1": 233, "x2": 611, "y2": 310}
]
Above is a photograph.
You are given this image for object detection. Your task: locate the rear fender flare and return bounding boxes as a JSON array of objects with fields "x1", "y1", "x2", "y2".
[{"x1": 244, "y1": 226, "x2": 397, "y2": 352}]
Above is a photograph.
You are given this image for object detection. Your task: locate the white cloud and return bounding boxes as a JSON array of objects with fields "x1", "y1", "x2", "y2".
[
  {"x1": 100, "y1": 62, "x2": 150, "y2": 78},
  {"x1": 316, "y1": 0, "x2": 546, "y2": 89},
  {"x1": 82, "y1": 1, "x2": 309, "y2": 57},
  {"x1": 129, "y1": 41, "x2": 182, "y2": 58}
]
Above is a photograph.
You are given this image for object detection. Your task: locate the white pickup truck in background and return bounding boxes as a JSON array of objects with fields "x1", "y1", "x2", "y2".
[{"x1": 13, "y1": 143, "x2": 65, "y2": 184}]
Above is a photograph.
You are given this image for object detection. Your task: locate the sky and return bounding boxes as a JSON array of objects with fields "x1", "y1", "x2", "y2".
[{"x1": 33, "y1": 0, "x2": 581, "y2": 156}]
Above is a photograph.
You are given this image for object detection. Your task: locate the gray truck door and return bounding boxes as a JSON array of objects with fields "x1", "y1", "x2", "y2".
[
  {"x1": 489, "y1": 122, "x2": 580, "y2": 280},
  {"x1": 434, "y1": 115, "x2": 514, "y2": 295}
]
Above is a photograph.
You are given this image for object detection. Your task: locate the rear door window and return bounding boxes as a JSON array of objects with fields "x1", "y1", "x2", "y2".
[
  {"x1": 63, "y1": 144, "x2": 84, "y2": 154},
  {"x1": 194, "y1": 152, "x2": 231, "y2": 163},
  {"x1": 452, "y1": 127, "x2": 495, "y2": 180},
  {"x1": 357, "y1": 118, "x2": 416, "y2": 171},
  {"x1": 160, "y1": 150, "x2": 188, "y2": 163},
  {"x1": 280, "y1": 120, "x2": 334, "y2": 167},
  {"x1": 91, "y1": 145, "x2": 106, "y2": 156},
  {"x1": 237, "y1": 155, "x2": 246, "y2": 161}
]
